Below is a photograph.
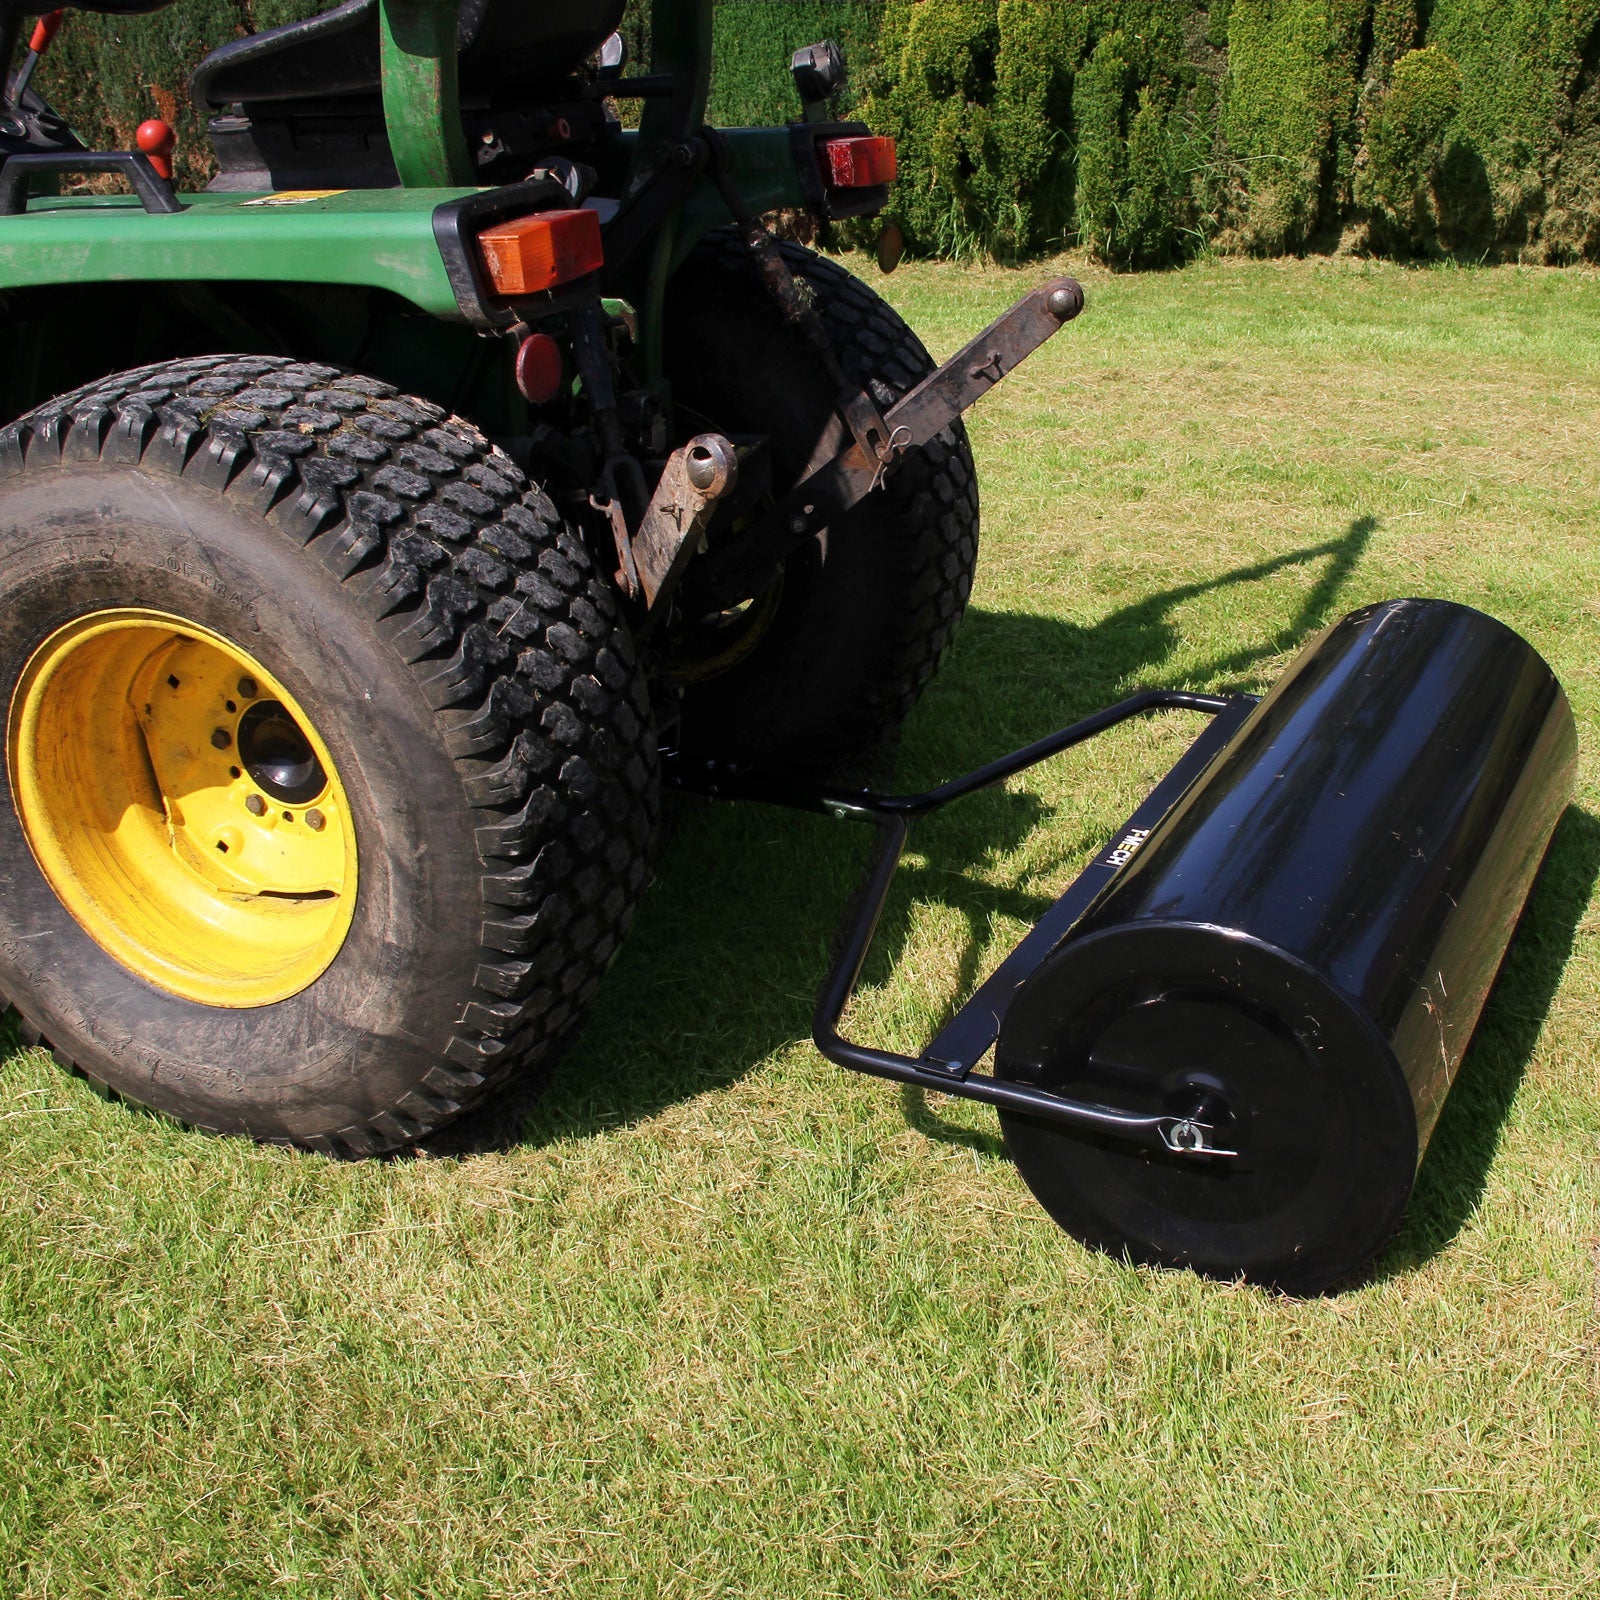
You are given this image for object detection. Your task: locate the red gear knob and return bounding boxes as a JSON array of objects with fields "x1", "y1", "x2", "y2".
[{"x1": 136, "y1": 119, "x2": 176, "y2": 182}]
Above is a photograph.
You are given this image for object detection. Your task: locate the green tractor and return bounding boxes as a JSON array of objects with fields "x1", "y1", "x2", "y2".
[
  {"x1": 0, "y1": 1, "x2": 1581, "y2": 1293},
  {"x1": 0, "y1": 0, "x2": 1077, "y2": 1154}
]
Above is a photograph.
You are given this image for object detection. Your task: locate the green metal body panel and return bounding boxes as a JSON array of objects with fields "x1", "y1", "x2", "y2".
[
  {"x1": 0, "y1": 127, "x2": 807, "y2": 321},
  {"x1": 0, "y1": 187, "x2": 475, "y2": 318},
  {"x1": 380, "y1": 0, "x2": 475, "y2": 187}
]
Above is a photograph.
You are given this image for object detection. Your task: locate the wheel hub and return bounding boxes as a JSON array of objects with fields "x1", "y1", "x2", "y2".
[
  {"x1": 5, "y1": 608, "x2": 357, "y2": 1007},
  {"x1": 238, "y1": 700, "x2": 327, "y2": 805}
]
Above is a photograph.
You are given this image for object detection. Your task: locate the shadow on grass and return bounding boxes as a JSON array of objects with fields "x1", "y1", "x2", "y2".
[
  {"x1": 433, "y1": 504, "x2": 1594, "y2": 1282},
  {"x1": 1375, "y1": 803, "x2": 1600, "y2": 1279},
  {"x1": 435, "y1": 513, "x2": 1383, "y2": 1159}
]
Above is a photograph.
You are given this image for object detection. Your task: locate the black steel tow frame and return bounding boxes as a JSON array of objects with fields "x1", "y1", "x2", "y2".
[{"x1": 666, "y1": 688, "x2": 1261, "y2": 1161}]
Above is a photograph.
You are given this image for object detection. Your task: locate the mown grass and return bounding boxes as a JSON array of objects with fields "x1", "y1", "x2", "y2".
[{"x1": 2, "y1": 254, "x2": 1598, "y2": 1598}]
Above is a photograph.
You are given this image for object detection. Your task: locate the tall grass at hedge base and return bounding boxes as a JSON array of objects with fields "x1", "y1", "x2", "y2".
[
  {"x1": 1215, "y1": 0, "x2": 1369, "y2": 256},
  {"x1": 1545, "y1": 74, "x2": 1600, "y2": 263},
  {"x1": 1071, "y1": 15, "x2": 1217, "y2": 271},
  {"x1": 862, "y1": 0, "x2": 997, "y2": 260},
  {"x1": 1357, "y1": 45, "x2": 1464, "y2": 258}
]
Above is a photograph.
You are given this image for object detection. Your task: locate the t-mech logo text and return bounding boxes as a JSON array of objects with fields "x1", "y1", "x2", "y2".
[{"x1": 1105, "y1": 826, "x2": 1152, "y2": 869}]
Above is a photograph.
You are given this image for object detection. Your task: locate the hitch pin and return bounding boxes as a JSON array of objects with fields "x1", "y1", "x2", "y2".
[{"x1": 867, "y1": 424, "x2": 911, "y2": 494}]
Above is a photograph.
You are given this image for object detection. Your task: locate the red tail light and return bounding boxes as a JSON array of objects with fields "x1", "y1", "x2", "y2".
[
  {"x1": 821, "y1": 135, "x2": 897, "y2": 189},
  {"x1": 476, "y1": 208, "x2": 603, "y2": 297}
]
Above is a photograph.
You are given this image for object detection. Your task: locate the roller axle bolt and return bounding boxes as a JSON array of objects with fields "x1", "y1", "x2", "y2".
[
  {"x1": 245, "y1": 794, "x2": 266, "y2": 817},
  {"x1": 237, "y1": 677, "x2": 257, "y2": 699},
  {"x1": 210, "y1": 728, "x2": 231, "y2": 749},
  {"x1": 305, "y1": 808, "x2": 326, "y2": 832}
]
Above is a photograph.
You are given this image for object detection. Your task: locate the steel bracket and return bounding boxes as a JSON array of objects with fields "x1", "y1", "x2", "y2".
[
  {"x1": 633, "y1": 432, "x2": 739, "y2": 615},
  {"x1": 691, "y1": 275, "x2": 1086, "y2": 611}
]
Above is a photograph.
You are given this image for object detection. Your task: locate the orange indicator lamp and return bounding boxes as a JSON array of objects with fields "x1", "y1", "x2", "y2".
[{"x1": 477, "y1": 208, "x2": 604, "y2": 297}]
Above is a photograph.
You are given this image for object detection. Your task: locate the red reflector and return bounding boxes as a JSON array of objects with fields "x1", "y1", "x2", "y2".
[
  {"x1": 477, "y1": 208, "x2": 603, "y2": 297},
  {"x1": 822, "y1": 136, "x2": 896, "y2": 189},
  {"x1": 514, "y1": 332, "x2": 564, "y2": 405}
]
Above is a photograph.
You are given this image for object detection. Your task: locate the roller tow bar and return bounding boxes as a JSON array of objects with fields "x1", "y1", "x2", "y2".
[
  {"x1": 668, "y1": 599, "x2": 1577, "y2": 1293},
  {"x1": 671, "y1": 687, "x2": 1254, "y2": 1160}
]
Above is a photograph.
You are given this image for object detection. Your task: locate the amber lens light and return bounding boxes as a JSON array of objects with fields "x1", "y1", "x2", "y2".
[
  {"x1": 477, "y1": 208, "x2": 604, "y2": 296},
  {"x1": 821, "y1": 136, "x2": 897, "y2": 189}
]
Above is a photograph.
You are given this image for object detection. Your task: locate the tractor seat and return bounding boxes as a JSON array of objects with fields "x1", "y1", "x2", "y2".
[{"x1": 191, "y1": 0, "x2": 625, "y2": 111}]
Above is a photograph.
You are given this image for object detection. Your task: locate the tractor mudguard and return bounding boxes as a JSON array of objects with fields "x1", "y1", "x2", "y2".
[{"x1": 0, "y1": 187, "x2": 471, "y2": 319}]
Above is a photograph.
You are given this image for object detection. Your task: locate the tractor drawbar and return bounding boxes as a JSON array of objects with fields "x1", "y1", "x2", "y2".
[{"x1": 669, "y1": 599, "x2": 1576, "y2": 1294}]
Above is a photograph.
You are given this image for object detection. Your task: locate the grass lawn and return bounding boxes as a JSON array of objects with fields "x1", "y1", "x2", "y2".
[{"x1": 2, "y1": 252, "x2": 1598, "y2": 1597}]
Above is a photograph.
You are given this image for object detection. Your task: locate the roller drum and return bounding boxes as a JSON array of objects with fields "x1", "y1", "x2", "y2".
[{"x1": 997, "y1": 599, "x2": 1576, "y2": 1293}]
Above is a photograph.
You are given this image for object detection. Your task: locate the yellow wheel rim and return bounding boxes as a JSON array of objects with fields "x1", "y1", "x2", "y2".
[{"x1": 6, "y1": 609, "x2": 357, "y2": 1007}]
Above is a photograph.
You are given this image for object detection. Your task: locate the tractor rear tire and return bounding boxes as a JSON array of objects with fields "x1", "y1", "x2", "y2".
[
  {"x1": 662, "y1": 232, "x2": 980, "y2": 772},
  {"x1": 0, "y1": 356, "x2": 656, "y2": 1155}
]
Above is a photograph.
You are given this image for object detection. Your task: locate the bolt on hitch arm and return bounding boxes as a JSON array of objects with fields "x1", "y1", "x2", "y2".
[{"x1": 693, "y1": 276, "x2": 1086, "y2": 611}]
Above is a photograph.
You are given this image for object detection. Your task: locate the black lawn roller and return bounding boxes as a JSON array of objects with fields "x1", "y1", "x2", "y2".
[{"x1": 670, "y1": 598, "x2": 1577, "y2": 1293}]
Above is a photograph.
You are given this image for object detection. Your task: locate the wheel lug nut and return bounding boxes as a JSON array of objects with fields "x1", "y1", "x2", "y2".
[
  {"x1": 211, "y1": 728, "x2": 231, "y2": 749},
  {"x1": 237, "y1": 677, "x2": 257, "y2": 699},
  {"x1": 305, "y1": 808, "x2": 326, "y2": 832},
  {"x1": 245, "y1": 793, "x2": 266, "y2": 816}
]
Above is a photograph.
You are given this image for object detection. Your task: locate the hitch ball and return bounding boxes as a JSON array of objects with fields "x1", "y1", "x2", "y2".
[{"x1": 1046, "y1": 282, "x2": 1085, "y2": 322}]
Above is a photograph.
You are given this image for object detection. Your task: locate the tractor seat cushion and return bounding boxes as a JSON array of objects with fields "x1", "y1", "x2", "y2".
[{"x1": 191, "y1": 0, "x2": 625, "y2": 112}]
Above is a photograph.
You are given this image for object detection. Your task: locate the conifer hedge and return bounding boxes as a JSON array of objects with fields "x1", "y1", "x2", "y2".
[
  {"x1": 31, "y1": 0, "x2": 1600, "y2": 265},
  {"x1": 862, "y1": 0, "x2": 1600, "y2": 265}
]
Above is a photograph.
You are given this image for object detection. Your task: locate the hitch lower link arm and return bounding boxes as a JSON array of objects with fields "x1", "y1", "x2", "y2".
[{"x1": 694, "y1": 273, "x2": 1086, "y2": 611}]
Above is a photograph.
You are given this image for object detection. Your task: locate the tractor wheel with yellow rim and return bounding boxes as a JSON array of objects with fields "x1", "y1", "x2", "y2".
[{"x1": 0, "y1": 356, "x2": 657, "y2": 1155}]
